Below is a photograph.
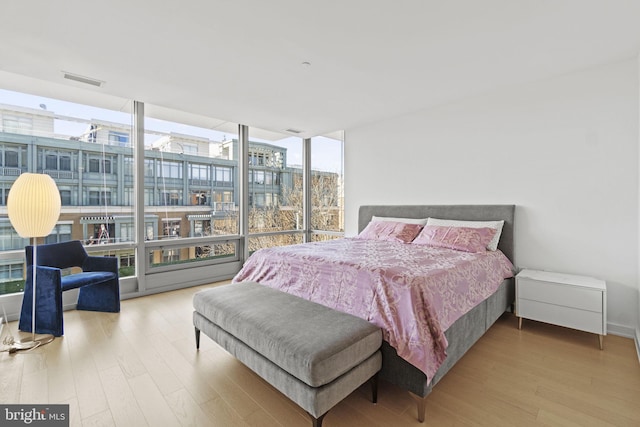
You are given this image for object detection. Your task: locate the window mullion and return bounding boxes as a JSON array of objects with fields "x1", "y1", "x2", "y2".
[{"x1": 133, "y1": 100, "x2": 146, "y2": 292}]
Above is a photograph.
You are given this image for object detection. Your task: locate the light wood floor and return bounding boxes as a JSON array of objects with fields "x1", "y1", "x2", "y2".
[{"x1": 1, "y1": 282, "x2": 639, "y2": 427}]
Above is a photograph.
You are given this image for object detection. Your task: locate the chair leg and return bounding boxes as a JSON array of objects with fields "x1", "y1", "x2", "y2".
[
  {"x1": 195, "y1": 328, "x2": 201, "y2": 349},
  {"x1": 18, "y1": 268, "x2": 63, "y2": 336},
  {"x1": 77, "y1": 280, "x2": 120, "y2": 312}
]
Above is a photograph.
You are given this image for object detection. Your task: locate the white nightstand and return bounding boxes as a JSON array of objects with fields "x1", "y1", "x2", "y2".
[{"x1": 516, "y1": 269, "x2": 607, "y2": 349}]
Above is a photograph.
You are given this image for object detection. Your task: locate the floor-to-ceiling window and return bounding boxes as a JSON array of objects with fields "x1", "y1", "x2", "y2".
[
  {"x1": 311, "y1": 132, "x2": 344, "y2": 241},
  {"x1": 247, "y1": 127, "x2": 304, "y2": 251},
  {"x1": 0, "y1": 88, "x2": 134, "y2": 296},
  {"x1": 0, "y1": 86, "x2": 345, "y2": 302},
  {"x1": 141, "y1": 106, "x2": 241, "y2": 286}
]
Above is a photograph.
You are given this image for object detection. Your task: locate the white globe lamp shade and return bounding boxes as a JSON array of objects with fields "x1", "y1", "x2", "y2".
[{"x1": 7, "y1": 173, "x2": 61, "y2": 238}]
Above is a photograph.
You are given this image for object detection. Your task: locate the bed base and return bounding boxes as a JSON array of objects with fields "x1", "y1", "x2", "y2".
[
  {"x1": 380, "y1": 278, "x2": 513, "y2": 421},
  {"x1": 358, "y1": 205, "x2": 515, "y2": 422}
]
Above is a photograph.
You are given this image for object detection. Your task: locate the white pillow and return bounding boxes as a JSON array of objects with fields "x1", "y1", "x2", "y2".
[
  {"x1": 371, "y1": 216, "x2": 428, "y2": 226},
  {"x1": 425, "y1": 218, "x2": 505, "y2": 251}
]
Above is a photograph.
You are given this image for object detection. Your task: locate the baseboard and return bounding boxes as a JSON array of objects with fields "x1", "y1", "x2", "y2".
[
  {"x1": 607, "y1": 322, "x2": 636, "y2": 339},
  {"x1": 609, "y1": 323, "x2": 640, "y2": 364}
]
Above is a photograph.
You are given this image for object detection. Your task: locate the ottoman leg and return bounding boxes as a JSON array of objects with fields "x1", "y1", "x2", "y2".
[
  {"x1": 371, "y1": 373, "x2": 379, "y2": 404},
  {"x1": 195, "y1": 327, "x2": 201, "y2": 349},
  {"x1": 310, "y1": 412, "x2": 326, "y2": 427}
]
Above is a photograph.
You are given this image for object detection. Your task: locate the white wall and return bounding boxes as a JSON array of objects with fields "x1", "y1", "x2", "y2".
[
  {"x1": 637, "y1": 53, "x2": 640, "y2": 354},
  {"x1": 345, "y1": 59, "x2": 639, "y2": 332}
]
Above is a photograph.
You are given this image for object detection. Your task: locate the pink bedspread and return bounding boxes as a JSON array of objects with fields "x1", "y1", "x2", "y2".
[{"x1": 232, "y1": 238, "x2": 514, "y2": 383}]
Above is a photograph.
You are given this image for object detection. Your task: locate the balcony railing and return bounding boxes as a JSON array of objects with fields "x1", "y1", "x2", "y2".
[
  {"x1": 213, "y1": 202, "x2": 236, "y2": 212},
  {"x1": 189, "y1": 178, "x2": 210, "y2": 186},
  {"x1": 213, "y1": 181, "x2": 234, "y2": 187},
  {"x1": 42, "y1": 169, "x2": 76, "y2": 179},
  {"x1": 0, "y1": 167, "x2": 22, "y2": 177}
]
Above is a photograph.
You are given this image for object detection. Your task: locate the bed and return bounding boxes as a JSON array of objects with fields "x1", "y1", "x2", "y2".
[{"x1": 233, "y1": 205, "x2": 515, "y2": 422}]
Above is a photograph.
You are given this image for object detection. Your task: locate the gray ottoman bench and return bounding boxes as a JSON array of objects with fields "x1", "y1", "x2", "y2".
[{"x1": 193, "y1": 282, "x2": 382, "y2": 427}]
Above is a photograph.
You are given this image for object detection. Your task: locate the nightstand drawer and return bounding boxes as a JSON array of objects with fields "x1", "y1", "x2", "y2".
[
  {"x1": 517, "y1": 277, "x2": 603, "y2": 313},
  {"x1": 517, "y1": 299, "x2": 604, "y2": 334}
]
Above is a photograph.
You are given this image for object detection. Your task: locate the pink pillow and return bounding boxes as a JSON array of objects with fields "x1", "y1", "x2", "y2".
[
  {"x1": 356, "y1": 221, "x2": 423, "y2": 243},
  {"x1": 412, "y1": 225, "x2": 496, "y2": 253}
]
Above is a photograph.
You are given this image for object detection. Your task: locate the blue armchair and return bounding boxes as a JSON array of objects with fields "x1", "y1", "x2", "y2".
[{"x1": 19, "y1": 240, "x2": 120, "y2": 336}]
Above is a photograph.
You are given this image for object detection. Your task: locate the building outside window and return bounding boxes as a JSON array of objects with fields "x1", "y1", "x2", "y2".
[
  {"x1": 86, "y1": 155, "x2": 115, "y2": 174},
  {"x1": 144, "y1": 188, "x2": 154, "y2": 205},
  {"x1": 158, "y1": 160, "x2": 182, "y2": 179},
  {"x1": 59, "y1": 189, "x2": 72, "y2": 205},
  {"x1": 213, "y1": 191, "x2": 233, "y2": 211},
  {"x1": 162, "y1": 219, "x2": 180, "y2": 238},
  {"x1": 89, "y1": 158, "x2": 100, "y2": 173},
  {"x1": 191, "y1": 219, "x2": 212, "y2": 237},
  {"x1": 5, "y1": 150, "x2": 18, "y2": 167},
  {"x1": 108, "y1": 131, "x2": 129, "y2": 146},
  {"x1": 0, "y1": 88, "x2": 344, "y2": 298},
  {"x1": 254, "y1": 193, "x2": 265, "y2": 207},
  {"x1": 42, "y1": 150, "x2": 74, "y2": 172},
  {"x1": 88, "y1": 190, "x2": 112, "y2": 205},
  {"x1": 60, "y1": 154, "x2": 71, "y2": 171},
  {"x1": 2, "y1": 145, "x2": 26, "y2": 169},
  {"x1": 159, "y1": 190, "x2": 181, "y2": 206},
  {"x1": 182, "y1": 143, "x2": 198, "y2": 155},
  {"x1": 191, "y1": 191, "x2": 208, "y2": 205},
  {"x1": 189, "y1": 163, "x2": 209, "y2": 182},
  {"x1": 214, "y1": 166, "x2": 232, "y2": 185},
  {"x1": 124, "y1": 156, "x2": 134, "y2": 176},
  {"x1": 45, "y1": 154, "x2": 57, "y2": 169},
  {"x1": 146, "y1": 224, "x2": 155, "y2": 240},
  {"x1": 117, "y1": 219, "x2": 156, "y2": 243},
  {"x1": 86, "y1": 222, "x2": 114, "y2": 245},
  {"x1": 120, "y1": 223, "x2": 134, "y2": 243},
  {"x1": 144, "y1": 158, "x2": 154, "y2": 177},
  {"x1": 45, "y1": 223, "x2": 72, "y2": 244},
  {"x1": 123, "y1": 187, "x2": 134, "y2": 206},
  {"x1": 2, "y1": 115, "x2": 32, "y2": 134},
  {"x1": 0, "y1": 222, "x2": 28, "y2": 251}
]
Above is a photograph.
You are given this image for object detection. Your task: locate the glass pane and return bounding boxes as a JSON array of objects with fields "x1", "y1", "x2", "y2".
[
  {"x1": 0, "y1": 261, "x2": 25, "y2": 294},
  {"x1": 311, "y1": 133, "x2": 344, "y2": 234},
  {"x1": 311, "y1": 234, "x2": 343, "y2": 242},
  {"x1": 85, "y1": 247, "x2": 136, "y2": 278},
  {"x1": 248, "y1": 127, "x2": 303, "y2": 250},
  {"x1": 148, "y1": 241, "x2": 238, "y2": 269},
  {"x1": 248, "y1": 234, "x2": 303, "y2": 254},
  {"x1": 143, "y1": 105, "x2": 239, "y2": 269},
  {"x1": 0, "y1": 88, "x2": 134, "y2": 293}
]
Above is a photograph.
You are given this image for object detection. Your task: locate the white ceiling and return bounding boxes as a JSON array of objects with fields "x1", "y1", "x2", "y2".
[{"x1": 1, "y1": 0, "x2": 640, "y2": 138}]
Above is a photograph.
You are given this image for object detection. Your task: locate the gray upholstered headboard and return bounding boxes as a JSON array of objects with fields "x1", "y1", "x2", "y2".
[{"x1": 358, "y1": 205, "x2": 515, "y2": 262}]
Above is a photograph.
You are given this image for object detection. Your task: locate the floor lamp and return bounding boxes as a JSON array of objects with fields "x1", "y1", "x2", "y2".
[{"x1": 7, "y1": 173, "x2": 61, "y2": 349}]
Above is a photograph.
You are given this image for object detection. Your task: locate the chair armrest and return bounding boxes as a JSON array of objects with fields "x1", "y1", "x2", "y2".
[
  {"x1": 82, "y1": 256, "x2": 118, "y2": 275},
  {"x1": 26, "y1": 265, "x2": 62, "y2": 287}
]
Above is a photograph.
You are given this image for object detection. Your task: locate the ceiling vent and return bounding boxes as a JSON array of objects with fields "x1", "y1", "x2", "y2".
[
  {"x1": 285, "y1": 128, "x2": 303, "y2": 134},
  {"x1": 62, "y1": 71, "x2": 104, "y2": 87}
]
